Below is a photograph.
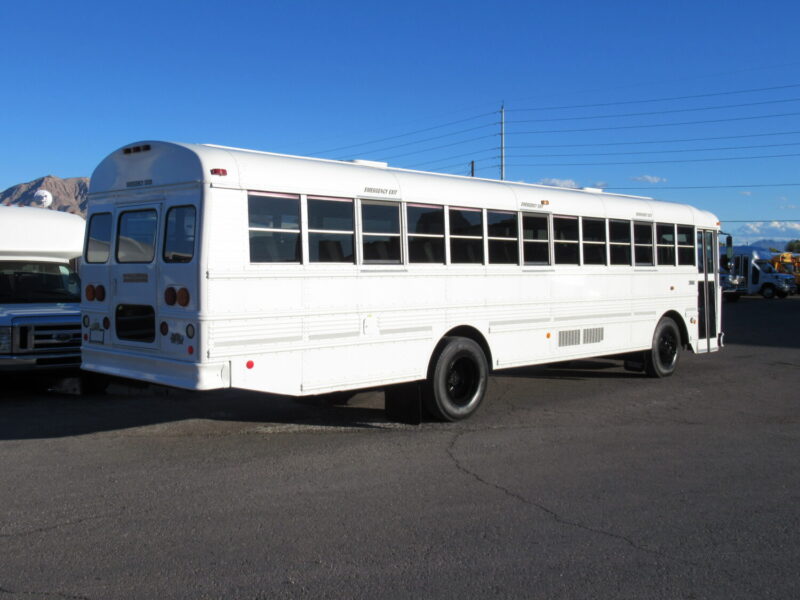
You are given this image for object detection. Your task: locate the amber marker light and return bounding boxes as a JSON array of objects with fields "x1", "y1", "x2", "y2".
[{"x1": 177, "y1": 287, "x2": 190, "y2": 307}]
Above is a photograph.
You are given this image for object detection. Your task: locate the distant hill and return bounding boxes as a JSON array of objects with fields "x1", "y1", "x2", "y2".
[
  {"x1": 0, "y1": 175, "x2": 88, "y2": 216},
  {"x1": 743, "y1": 238, "x2": 795, "y2": 252}
]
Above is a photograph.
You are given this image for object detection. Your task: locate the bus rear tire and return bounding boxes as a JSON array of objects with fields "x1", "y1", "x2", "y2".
[
  {"x1": 644, "y1": 317, "x2": 681, "y2": 378},
  {"x1": 761, "y1": 285, "x2": 775, "y2": 299},
  {"x1": 424, "y1": 337, "x2": 488, "y2": 422}
]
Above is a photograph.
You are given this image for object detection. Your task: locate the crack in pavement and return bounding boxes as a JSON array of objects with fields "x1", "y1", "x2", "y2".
[
  {"x1": 0, "y1": 512, "x2": 120, "y2": 540},
  {"x1": 445, "y1": 430, "x2": 702, "y2": 568},
  {"x1": 0, "y1": 586, "x2": 91, "y2": 600}
]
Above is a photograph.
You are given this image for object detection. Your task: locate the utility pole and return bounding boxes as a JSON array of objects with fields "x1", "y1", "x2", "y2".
[
  {"x1": 500, "y1": 102, "x2": 505, "y2": 181},
  {"x1": 470, "y1": 160, "x2": 475, "y2": 177}
]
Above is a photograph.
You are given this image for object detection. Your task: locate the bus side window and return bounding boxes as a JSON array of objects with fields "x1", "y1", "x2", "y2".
[
  {"x1": 248, "y1": 194, "x2": 301, "y2": 263},
  {"x1": 677, "y1": 225, "x2": 695, "y2": 266},
  {"x1": 449, "y1": 207, "x2": 483, "y2": 264},
  {"x1": 656, "y1": 223, "x2": 676, "y2": 266},
  {"x1": 522, "y1": 213, "x2": 549, "y2": 265},
  {"x1": 407, "y1": 204, "x2": 445, "y2": 263},
  {"x1": 553, "y1": 216, "x2": 579, "y2": 264},
  {"x1": 581, "y1": 217, "x2": 607, "y2": 265},
  {"x1": 362, "y1": 201, "x2": 401, "y2": 264},
  {"x1": 634, "y1": 222, "x2": 654, "y2": 266},
  {"x1": 487, "y1": 210, "x2": 518, "y2": 264},
  {"x1": 609, "y1": 219, "x2": 631, "y2": 265},
  {"x1": 308, "y1": 196, "x2": 354, "y2": 263}
]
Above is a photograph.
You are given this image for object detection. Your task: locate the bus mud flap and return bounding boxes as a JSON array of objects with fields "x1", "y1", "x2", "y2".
[{"x1": 385, "y1": 382, "x2": 422, "y2": 425}]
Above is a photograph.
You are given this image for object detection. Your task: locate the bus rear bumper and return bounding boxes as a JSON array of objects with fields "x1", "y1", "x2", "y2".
[{"x1": 81, "y1": 347, "x2": 230, "y2": 391}]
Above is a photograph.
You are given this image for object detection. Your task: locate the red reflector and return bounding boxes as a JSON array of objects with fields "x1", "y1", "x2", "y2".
[
  {"x1": 160, "y1": 321, "x2": 169, "y2": 336},
  {"x1": 246, "y1": 360, "x2": 254, "y2": 369},
  {"x1": 210, "y1": 168, "x2": 227, "y2": 176},
  {"x1": 95, "y1": 285, "x2": 106, "y2": 302},
  {"x1": 83, "y1": 334, "x2": 88, "y2": 341},
  {"x1": 188, "y1": 346, "x2": 194, "y2": 355},
  {"x1": 103, "y1": 317, "x2": 110, "y2": 330}
]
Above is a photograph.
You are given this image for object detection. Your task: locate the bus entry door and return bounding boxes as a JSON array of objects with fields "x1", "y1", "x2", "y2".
[{"x1": 696, "y1": 229, "x2": 720, "y2": 352}]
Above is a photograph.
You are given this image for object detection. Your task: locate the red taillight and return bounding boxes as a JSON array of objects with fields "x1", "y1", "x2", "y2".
[
  {"x1": 210, "y1": 168, "x2": 227, "y2": 176},
  {"x1": 85, "y1": 284, "x2": 96, "y2": 302},
  {"x1": 102, "y1": 317, "x2": 110, "y2": 330},
  {"x1": 160, "y1": 321, "x2": 169, "y2": 336},
  {"x1": 95, "y1": 285, "x2": 106, "y2": 301},
  {"x1": 164, "y1": 287, "x2": 177, "y2": 306},
  {"x1": 177, "y1": 287, "x2": 190, "y2": 307}
]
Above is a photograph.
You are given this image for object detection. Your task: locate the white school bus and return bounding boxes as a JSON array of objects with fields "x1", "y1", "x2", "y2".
[{"x1": 80, "y1": 141, "x2": 721, "y2": 420}]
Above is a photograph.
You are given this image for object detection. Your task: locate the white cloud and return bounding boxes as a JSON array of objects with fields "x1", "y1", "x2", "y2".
[
  {"x1": 780, "y1": 204, "x2": 798, "y2": 210},
  {"x1": 739, "y1": 191, "x2": 752, "y2": 196},
  {"x1": 593, "y1": 181, "x2": 608, "y2": 189},
  {"x1": 734, "y1": 220, "x2": 800, "y2": 241},
  {"x1": 630, "y1": 175, "x2": 667, "y2": 184},
  {"x1": 538, "y1": 178, "x2": 579, "y2": 189}
]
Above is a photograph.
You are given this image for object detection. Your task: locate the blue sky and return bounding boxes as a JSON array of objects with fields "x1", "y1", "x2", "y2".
[{"x1": 2, "y1": 0, "x2": 800, "y2": 242}]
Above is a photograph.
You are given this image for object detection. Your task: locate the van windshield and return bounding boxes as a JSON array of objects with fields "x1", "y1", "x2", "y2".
[{"x1": 0, "y1": 261, "x2": 81, "y2": 303}]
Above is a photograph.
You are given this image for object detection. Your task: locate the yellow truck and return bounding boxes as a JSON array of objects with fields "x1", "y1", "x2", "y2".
[{"x1": 770, "y1": 252, "x2": 800, "y2": 289}]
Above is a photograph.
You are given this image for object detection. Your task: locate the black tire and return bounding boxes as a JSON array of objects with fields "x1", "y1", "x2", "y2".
[
  {"x1": 761, "y1": 285, "x2": 775, "y2": 299},
  {"x1": 644, "y1": 317, "x2": 681, "y2": 378},
  {"x1": 424, "y1": 337, "x2": 488, "y2": 422}
]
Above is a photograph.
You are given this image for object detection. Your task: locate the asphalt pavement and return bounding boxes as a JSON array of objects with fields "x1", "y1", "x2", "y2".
[{"x1": 0, "y1": 296, "x2": 798, "y2": 599}]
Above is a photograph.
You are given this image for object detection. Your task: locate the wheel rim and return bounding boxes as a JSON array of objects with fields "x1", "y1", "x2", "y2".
[
  {"x1": 445, "y1": 355, "x2": 479, "y2": 407},
  {"x1": 657, "y1": 329, "x2": 678, "y2": 368}
]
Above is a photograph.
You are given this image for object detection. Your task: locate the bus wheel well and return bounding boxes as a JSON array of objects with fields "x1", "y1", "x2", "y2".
[
  {"x1": 661, "y1": 310, "x2": 689, "y2": 348},
  {"x1": 430, "y1": 326, "x2": 493, "y2": 375}
]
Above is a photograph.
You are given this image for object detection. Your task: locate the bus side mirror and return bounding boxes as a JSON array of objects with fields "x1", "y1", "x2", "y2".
[{"x1": 725, "y1": 235, "x2": 734, "y2": 270}]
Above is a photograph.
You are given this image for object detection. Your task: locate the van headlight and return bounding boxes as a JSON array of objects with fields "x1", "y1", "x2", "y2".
[{"x1": 0, "y1": 327, "x2": 11, "y2": 354}]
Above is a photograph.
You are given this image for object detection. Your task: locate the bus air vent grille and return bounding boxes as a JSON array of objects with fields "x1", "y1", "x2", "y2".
[
  {"x1": 583, "y1": 327, "x2": 604, "y2": 344},
  {"x1": 558, "y1": 329, "x2": 581, "y2": 347}
]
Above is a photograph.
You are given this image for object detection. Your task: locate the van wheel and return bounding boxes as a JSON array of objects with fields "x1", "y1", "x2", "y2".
[
  {"x1": 424, "y1": 337, "x2": 488, "y2": 421},
  {"x1": 644, "y1": 317, "x2": 681, "y2": 378},
  {"x1": 761, "y1": 285, "x2": 775, "y2": 299}
]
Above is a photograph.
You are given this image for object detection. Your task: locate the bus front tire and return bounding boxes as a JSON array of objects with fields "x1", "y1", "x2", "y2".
[
  {"x1": 424, "y1": 337, "x2": 488, "y2": 422},
  {"x1": 761, "y1": 285, "x2": 776, "y2": 299},
  {"x1": 644, "y1": 317, "x2": 681, "y2": 378}
]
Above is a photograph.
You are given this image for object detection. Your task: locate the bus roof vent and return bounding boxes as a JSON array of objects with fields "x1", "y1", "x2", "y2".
[{"x1": 348, "y1": 159, "x2": 389, "y2": 168}]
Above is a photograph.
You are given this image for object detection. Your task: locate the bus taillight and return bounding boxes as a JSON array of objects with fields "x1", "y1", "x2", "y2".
[
  {"x1": 95, "y1": 285, "x2": 106, "y2": 301},
  {"x1": 177, "y1": 288, "x2": 190, "y2": 307},
  {"x1": 85, "y1": 284, "x2": 96, "y2": 301},
  {"x1": 164, "y1": 287, "x2": 177, "y2": 306}
]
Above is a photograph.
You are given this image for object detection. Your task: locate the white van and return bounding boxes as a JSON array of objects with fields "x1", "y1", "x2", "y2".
[
  {"x1": 0, "y1": 206, "x2": 84, "y2": 373},
  {"x1": 730, "y1": 248, "x2": 796, "y2": 299}
]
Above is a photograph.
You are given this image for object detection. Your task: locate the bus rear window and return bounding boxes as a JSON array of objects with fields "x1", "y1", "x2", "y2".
[
  {"x1": 163, "y1": 206, "x2": 196, "y2": 263},
  {"x1": 86, "y1": 213, "x2": 112, "y2": 263},
  {"x1": 117, "y1": 210, "x2": 158, "y2": 263}
]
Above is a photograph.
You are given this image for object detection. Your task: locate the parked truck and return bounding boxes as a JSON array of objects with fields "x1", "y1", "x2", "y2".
[
  {"x1": 729, "y1": 247, "x2": 796, "y2": 299},
  {"x1": 770, "y1": 252, "x2": 800, "y2": 289},
  {"x1": 0, "y1": 205, "x2": 85, "y2": 376}
]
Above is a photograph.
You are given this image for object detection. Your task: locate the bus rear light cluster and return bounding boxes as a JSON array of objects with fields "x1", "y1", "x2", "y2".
[
  {"x1": 210, "y1": 168, "x2": 227, "y2": 176},
  {"x1": 123, "y1": 144, "x2": 151, "y2": 154},
  {"x1": 164, "y1": 287, "x2": 191, "y2": 307},
  {"x1": 84, "y1": 284, "x2": 106, "y2": 302}
]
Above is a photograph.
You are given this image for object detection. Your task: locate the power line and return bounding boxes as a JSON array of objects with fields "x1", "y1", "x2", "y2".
[
  {"x1": 512, "y1": 140, "x2": 800, "y2": 159},
  {"x1": 507, "y1": 83, "x2": 800, "y2": 112},
  {"x1": 335, "y1": 124, "x2": 496, "y2": 159},
  {"x1": 506, "y1": 130, "x2": 800, "y2": 149},
  {"x1": 405, "y1": 147, "x2": 498, "y2": 169},
  {"x1": 309, "y1": 111, "x2": 497, "y2": 156},
  {"x1": 376, "y1": 134, "x2": 497, "y2": 161},
  {"x1": 506, "y1": 151, "x2": 800, "y2": 168},
  {"x1": 510, "y1": 111, "x2": 800, "y2": 135},
  {"x1": 507, "y1": 96, "x2": 800, "y2": 124}
]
